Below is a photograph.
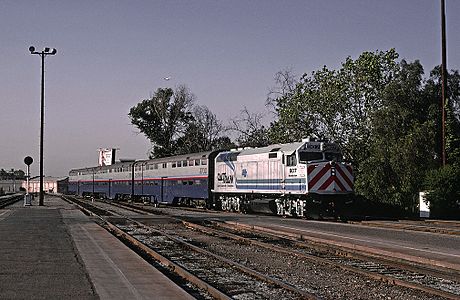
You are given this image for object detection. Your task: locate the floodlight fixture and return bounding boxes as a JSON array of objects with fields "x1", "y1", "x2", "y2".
[{"x1": 29, "y1": 45, "x2": 57, "y2": 206}]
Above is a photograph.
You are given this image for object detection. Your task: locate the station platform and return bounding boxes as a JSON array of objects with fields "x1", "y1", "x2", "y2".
[{"x1": 0, "y1": 195, "x2": 194, "y2": 299}]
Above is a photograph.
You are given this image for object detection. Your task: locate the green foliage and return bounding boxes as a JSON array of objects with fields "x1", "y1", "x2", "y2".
[
  {"x1": 270, "y1": 49, "x2": 400, "y2": 165},
  {"x1": 128, "y1": 49, "x2": 460, "y2": 219},
  {"x1": 445, "y1": 69, "x2": 460, "y2": 164},
  {"x1": 268, "y1": 49, "x2": 460, "y2": 216},
  {"x1": 175, "y1": 105, "x2": 228, "y2": 153},
  {"x1": 129, "y1": 86, "x2": 194, "y2": 158},
  {"x1": 129, "y1": 86, "x2": 232, "y2": 158},
  {"x1": 424, "y1": 165, "x2": 460, "y2": 219},
  {"x1": 423, "y1": 67, "x2": 460, "y2": 165},
  {"x1": 0, "y1": 169, "x2": 25, "y2": 180},
  {"x1": 356, "y1": 60, "x2": 437, "y2": 211},
  {"x1": 230, "y1": 107, "x2": 271, "y2": 148}
]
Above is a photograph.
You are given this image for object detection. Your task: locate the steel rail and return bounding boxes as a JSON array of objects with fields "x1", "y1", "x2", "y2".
[
  {"x1": 104, "y1": 222, "x2": 232, "y2": 300},
  {"x1": 60, "y1": 195, "x2": 231, "y2": 300},
  {"x1": 211, "y1": 221, "x2": 460, "y2": 300},
  {"x1": 131, "y1": 219, "x2": 317, "y2": 299},
  {"x1": 349, "y1": 220, "x2": 460, "y2": 236},
  {"x1": 109, "y1": 209, "x2": 318, "y2": 299},
  {"x1": 0, "y1": 194, "x2": 25, "y2": 208},
  {"x1": 63, "y1": 195, "x2": 316, "y2": 299},
  {"x1": 69, "y1": 197, "x2": 460, "y2": 299}
]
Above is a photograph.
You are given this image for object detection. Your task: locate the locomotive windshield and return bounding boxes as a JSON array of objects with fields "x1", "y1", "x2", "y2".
[
  {"x1": 299, "y1": 151, "x2": 323, "y2": 162},
  {"x1": 325, "y1": 152, "x2": 342, "y2": 162},
  {"x1": 298, "y1": 151, "x2": 342, "y2": 162}
]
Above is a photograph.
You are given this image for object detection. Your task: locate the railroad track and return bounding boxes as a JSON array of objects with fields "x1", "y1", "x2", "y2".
[
  {"x1": 62, "y1": 195, "x2": 315, "y2": 299},
  {"x1": 0, "y1": 194, "x2": 24, "y2": 208},
  {"x1": 65, "y1": 196, "x2": 460, "y2": 299},
  {"x1": 349, "y1": 220, "x2": 460, "y2": 236},
  {"x1": 198, "y1": 221, "x2": 460, "y2": 300}
]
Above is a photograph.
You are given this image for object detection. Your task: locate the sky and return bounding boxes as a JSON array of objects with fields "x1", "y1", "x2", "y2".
[{"x1": 1, "y1": 0, "x2": 459, "y2": 177}]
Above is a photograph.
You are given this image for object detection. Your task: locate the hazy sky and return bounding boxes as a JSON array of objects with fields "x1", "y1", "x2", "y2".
[{"x1": 1, "y1": 0, "x2": 459, "y2": 177}]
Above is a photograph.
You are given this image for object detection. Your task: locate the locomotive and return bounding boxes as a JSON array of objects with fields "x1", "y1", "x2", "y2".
[{"x1": 68, "y1": 138, "x2": 353, "y2": 217}]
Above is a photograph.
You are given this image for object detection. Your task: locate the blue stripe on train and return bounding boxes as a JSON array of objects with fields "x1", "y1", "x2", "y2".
[{"x1": 235, "y1": 184, "x2": 306, "y2": 191}]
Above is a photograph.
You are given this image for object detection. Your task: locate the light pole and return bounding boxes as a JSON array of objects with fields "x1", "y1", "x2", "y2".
[
  {"x1": 29, "y1": 46, "x2": 57, "y2": 206},
  {"x1": 440, "y1": 0, "x2": 448, "y2": 166}
]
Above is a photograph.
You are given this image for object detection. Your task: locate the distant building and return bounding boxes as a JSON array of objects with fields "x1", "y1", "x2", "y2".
[
  {"x1": 23, "y1": 177, "x2": 67, "y2": 194},
  {"x1": 57, "y1": 177, "x2": 69, "y2": 194},
  {"x1": 0, "y1": 180, "x2": 24, "y2": 194}
]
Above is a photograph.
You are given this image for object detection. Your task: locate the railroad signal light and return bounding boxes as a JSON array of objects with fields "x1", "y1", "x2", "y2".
[{"x1": 24, "y1": 156, "x2": 33, "y2": 166}]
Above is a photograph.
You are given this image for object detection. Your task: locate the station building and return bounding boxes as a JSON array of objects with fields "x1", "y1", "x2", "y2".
[
  {"x1": 22, "y1": 177, "x2": 68, "y2": 194},
  {"x1": 0, "y1": 180, "x2": 24, "y2": 194}
]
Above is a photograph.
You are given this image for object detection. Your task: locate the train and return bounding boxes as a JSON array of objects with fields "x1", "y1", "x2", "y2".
[{"x1": 68, "y1": 138, "x2": 353, "y2": 217}]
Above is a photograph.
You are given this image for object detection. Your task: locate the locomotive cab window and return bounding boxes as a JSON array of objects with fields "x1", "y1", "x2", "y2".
[
  {"x1": 299, "y1": 151, "x2": 323, "y2": 162},
  {"x1": 325, "y1": 152, "x2": 342, "y2": 162},
  {"x1": 286, "y1": 154, "x2": 297, "y2": 166}
]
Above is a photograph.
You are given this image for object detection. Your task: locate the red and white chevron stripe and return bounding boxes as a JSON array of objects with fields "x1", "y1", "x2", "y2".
[{"x1": 307, "y1": 162, "x2": 353, "y2": 193}]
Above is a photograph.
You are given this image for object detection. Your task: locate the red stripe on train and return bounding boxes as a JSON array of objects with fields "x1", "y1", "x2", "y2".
[
  {"x1": 336, "y1": 165, "x2": 353, "y2": 188},
  {"x1": 308, "y1": 164, "x2": 331, "y2": 188}
]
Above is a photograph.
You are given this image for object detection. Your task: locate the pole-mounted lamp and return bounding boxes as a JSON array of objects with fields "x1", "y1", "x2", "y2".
[{"x1": 29, "y1": 46, "x2": 57, "y2": 206}]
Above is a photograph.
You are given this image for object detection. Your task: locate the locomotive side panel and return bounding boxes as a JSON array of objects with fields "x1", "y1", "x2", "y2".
[
  {"x1": 214, "y1": 152, "x2": 238, "y2": 193},
  {"x1": 212, "y1": 140, "x2": 354, "y2": 217},
  {"x1": 214, "y1": 151, "x2": 287, "y2": 195}
]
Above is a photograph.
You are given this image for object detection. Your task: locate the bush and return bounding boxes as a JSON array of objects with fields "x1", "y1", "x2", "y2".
[
  {"x1": 424, "y1": 165, "x2": 460, "y2": 219},
  {"x1": 346, "y1": 194, "x2": 408, "y2": 219}
]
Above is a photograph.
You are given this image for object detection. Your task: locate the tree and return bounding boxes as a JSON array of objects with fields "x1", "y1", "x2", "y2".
[
  {"x1": 229, "y1": 107, "x2": 270, "y2": 148},
  {"x1": 0, "y1": 169, "x2": 25, "y2": 180},
  {"x1": 13, "y1": 170, "x2": 25, "y2": 180},
  {"x1": 267, "y1": 50, "x2": 460, "y2": 214},
  {"x1": 129, "y1": 85, "x2": 195, "y2": 158},
  {"x1": 423, "y1": 66, "x2": 460, "y2": 165},
  {"x1": 266, "y1": 68, "x2": 298, "y2": 115},
  {"x1": 356, "y1": 60, "x2": 438, "y2": 209},
  {"x1": 423, "y1": 67, "x2": 460, "y2": 219},
  {"x1": 424, "y1": 165, "x2": 460, "y2": 219},
  {"x1": 175, "y1": 105, "x2": 227, "y2": 153},
  {"x1": 129, "y1": 86, "x2": 232, "y2": 157},
  {"x1": 269, "y1": 49, "x2": 400, "y2": 165}
]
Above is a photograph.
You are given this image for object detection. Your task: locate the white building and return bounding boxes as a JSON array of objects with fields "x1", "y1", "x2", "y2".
[
  {"x1": 0, "y1": 180, "x2": 24, "y2": 194},
  {"x1": 23, "y1": 177, "x2": 61, "y2": 194}
]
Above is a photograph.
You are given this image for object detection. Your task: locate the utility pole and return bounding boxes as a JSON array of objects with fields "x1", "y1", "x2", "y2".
[
  {"x1": 29, "y1": 46, "x2": 57, "y2": 205},
  {"x1": 440, "y1": 0, "x2": 447, "y2": 166}
]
